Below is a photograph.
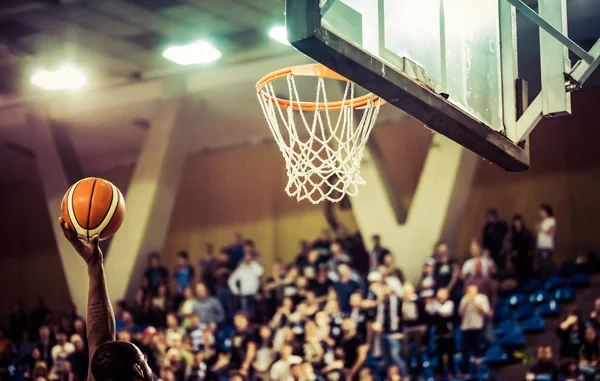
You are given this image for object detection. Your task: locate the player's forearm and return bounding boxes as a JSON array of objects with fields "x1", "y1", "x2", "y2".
[{"x1": 87, "y1": 262, "x2": 116, "y2": 357}]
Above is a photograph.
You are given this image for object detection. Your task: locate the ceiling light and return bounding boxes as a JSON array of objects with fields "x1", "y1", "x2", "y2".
[
  {"x1": 162, "y1": 40, "x2": 221, "y2": 65},
  {"x1": 269, "y1": 26, "x2": 290, "y2": 46},
  {"x1": 30, "y1": 65, "x2": 87, "y2": 91}
]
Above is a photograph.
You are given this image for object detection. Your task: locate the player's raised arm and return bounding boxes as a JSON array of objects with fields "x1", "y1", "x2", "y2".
[{"x1": 59, "y1": 218, "x2": 115, "y2": 360}]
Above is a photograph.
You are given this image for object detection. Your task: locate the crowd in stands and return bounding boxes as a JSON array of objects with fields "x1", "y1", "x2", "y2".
[{"x1": 2, "y1": 202, "x2": 600, "y2": 381}]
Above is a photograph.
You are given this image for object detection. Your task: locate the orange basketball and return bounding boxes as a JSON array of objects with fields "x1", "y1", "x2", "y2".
[{"x1": 61, "y1": 177, "x2": 125, "y2": 240}]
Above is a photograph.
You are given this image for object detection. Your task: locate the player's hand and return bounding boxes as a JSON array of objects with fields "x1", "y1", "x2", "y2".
[{"x1": 59, "y1": 217, "x2": 102, "y2": 265}]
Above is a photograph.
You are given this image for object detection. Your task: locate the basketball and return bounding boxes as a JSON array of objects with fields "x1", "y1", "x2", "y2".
[{"x1": 61, "y1": 177, "x2": 125, "y2": 241}]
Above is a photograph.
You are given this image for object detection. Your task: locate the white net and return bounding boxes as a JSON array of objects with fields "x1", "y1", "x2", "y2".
[{"x1": 257, "y1": 72, "x2": 382, "y2": 204}]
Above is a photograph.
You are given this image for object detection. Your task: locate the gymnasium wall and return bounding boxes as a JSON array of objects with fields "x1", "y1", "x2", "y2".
[{"x1": 1, "y1": 88, "x2": 600, "y2": 323}]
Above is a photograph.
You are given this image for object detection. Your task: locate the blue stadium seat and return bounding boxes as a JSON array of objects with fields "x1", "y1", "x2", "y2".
[
  {"x1": 499, "y1": 330, "x2": 526, "y2": 347},
  {"x1": 514, "y1": 303, "x2": 536, "y2": 320},
  {"x1": 523, "y1": 279, "x2": 543, "y2": 294},
  {"x1": 555, "y1": 287, "x2": 576, "y2": 303},
  {"x1": 494, "y1": 319, "x2": 519, "y2": 337},
  {"x1": 529, "y1": 290, "x2": 552, "y2": 305},
  {"x1": 534, "y1": 375, "x2": 553, "y2": 381},
  {"x1": 507, "y1": 293, "x2": 528, "y2": 307},
  {"x1": 521, "y1": 317, "x2": 546, "y2": 333},
  {"x1": 569, "y1": 273, "x2": 590, "y2": 288},
  {"x1": 559, "y1": 260, "x2": 578, "y2": 277},
  {"x1": 494, "y1": 305, "x2": 513, "y2": 323},
  {"x1": 544, "y1": 275, "x2": 566, "y2": 291},
  {"x1": 538, "y1": 300, "x2": 560, "y2": 317},
  {"x1": 482, "y1": 345, "x2": 509, "y2": 365}
]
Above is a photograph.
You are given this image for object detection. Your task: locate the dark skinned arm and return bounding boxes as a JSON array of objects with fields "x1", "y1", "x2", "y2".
[{"x1": 59, "y1": 218, "x2": 115, "y2": 363}]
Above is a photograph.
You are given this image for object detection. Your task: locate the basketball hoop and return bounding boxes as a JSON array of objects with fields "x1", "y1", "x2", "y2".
[{"x1": 256, "y1": 64, "x2": 384, "y2": 204}]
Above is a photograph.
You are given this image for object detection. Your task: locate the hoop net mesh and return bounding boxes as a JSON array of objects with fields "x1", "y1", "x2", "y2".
[{"x1": 257, "y1": 73, "x2": 382, "y2": 204}]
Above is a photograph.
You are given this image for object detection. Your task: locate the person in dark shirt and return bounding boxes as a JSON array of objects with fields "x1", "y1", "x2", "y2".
[
  {"x1": 348, "y1": 292, "x2": 371, "y2": 343},
  {"x1": 222, "y1": 314, "x2": 256, "y2": 377},
  {"x1": 9, "y1": 302, "x2": 28, "y2": 342},
  {"x1": 144, "y1": 252, "x2": 169, "y2": 297},
  {"x1": 313, "y1": 228, "x2": 334, "y2": 252},
  {"x1": 381, "y1": 253, "x2": 406, "y2": 284},
  {"x1": 556, "y1": 307, "x2": 585, "y2": 360},
  {"x1": 482, "y1": 208, "x2": 508, "y2": 270},
  {"x1": 36, "y1": 325, "x2": 55, "y2": 369},
  {"x1": 339, "y1": 318, "x2": 369, "y2": 381},
  {"x1": 333, "y1": 263, "x2": 361, "y2": 313},
  {"x1": 589, "y1": 298, "x2": 600, "y2": 332},
  {"x1": 580, "y1": 326, "x2": 599, "y2": 367},
  {"x1": 67, "y1": 335, "x2": 88, "y2": 381},
  {"x1": 526, "y1": 346, "x2": 559, "y2": 381},
  {"x1": 184, "y1": 347, "x2": 219, "y2": 381},
  {"x1": 309, "y1": 267, "x2": 334, "y2": 300},
  {"x1": 400, "y1": 283, "x2": 427, "y2": 376},
  {"x1": 433, "y1": 242, "x2": 460, "y2": 294},
  {"x1": 427, "y1": 288, "x2": 455, "y2": 378},
  {"x1": 503, "y1": 215, "x2": 535, "y2": 284},
  {"x1": 174, "y1": 251, "x2": 195, "y2": 308}
]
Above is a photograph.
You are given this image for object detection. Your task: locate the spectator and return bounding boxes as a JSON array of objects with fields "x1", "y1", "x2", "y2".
[
  {"x1": 177, "y1": 287, "x2": 197, "y2": 325},
  {"x1": 221, "y1": 313, "x2": 257, "y2": 377},
  {"x1": 557, "y1": 306, "x2": 585, "y2": 360},
  {"x1": 13, "y1": 331, "x2": 36, "y2": 373},
  {"x1": 227, "y1": 233, "x2": 246, "y2": 268},
  {"x1": 381, "y1": 253, "x2": 406, "y2": 284},
  {"x1": 482, "y1": 208, "x2": 508, "y2": 269},
  {"x1": 308, "y1": 267, "x2": 334, "y2": 300},
  {"x1": 427, "y1": 288, "x2": 455, "y2": 378},
  {"x1": 174, "y1": 251, "x2": 195, "y2": 308},
  {"x1": 433, "y1": 242, "x2": 460, "y2": 296},
  {"x1": 213, "y1": 250, "x2": 234, "y2": 320},
  {"x1": 199, "y1": 243, "x2": 217, "y2": 292},
  {"x1": 270, "y1": 343, "x2": 302, "y2": 381},
  {"x1": 536, "y1": 203, "x2": 557, "y2": 280},
  {"x1": 263, "y1": 261, "x2": 287, "y2": 315},
  {"x1": 0, "y1": 327, "x2": 12, "y2": 367},
  {"x1": 459, "y1": 285, "x2": 490, "y2": 375},
  {"x1": 462, "y1": 238, "x2": 496, "y2": 279},
  {"x1": 368, "y1": 279, "x2": 406, "y2": 376},
  {"x1": 370, "y1": 234, "x2": 391, "y2": 270},
  {"x1": 417, "y1": 259, "x2": 437, "y2": 299},
  {"x1": 37, "y1": 325, "x2": 55, "y2": 369},
  {"x1": 165, "y1": 313, "x2": 184, "y2": 348},
  {"x1": 149, "y1": 284, "x2": 170, "y2": 328},
  {"x1": 313, "y1": 228, "x2": 334, "y2": 254},
  {"x1": 589, "y1": 298, "x2": 600, "y2": 332},
  {"x1": 294, "y1": 240, "x2": 312, "y2": 269},
  {"x1": 228, "y1": 246, "x2": 264, "y2": 314},
  {"x1": 464, "y1": 259, "x2": 497, "y2": 311},
  {"x1": 186, "y1": 314, "x2": 205, "y2": 351},
  {"x1": 560, "y1": 359, "x2": 584, "y2": 381},
  {"x1": 332, "y1": 263, "x2": 361, "y2": 313},
  {"x1": 580, "y1": 326, "x2": 599, "y2": 367},
  {"x1": 51, "y1": 330, "x2": 75, "y2": 364},
  {"x1": 339, "y1": 318, "x2": 369, "y2": 381},
  {"x1": 253, "y1": 326, "x2": 275, "y2": 380},
  {"x1": 9, "y1": 302, "x2": 28, "y2": 342},
  {"x1": 67, "y1": 334, "x2": 88, "y2": 381},
  {"x1": 183, "y1": 347, "x2": 218, "y2": 381},
  {"x1": 503, "y1": 214, "x2": 535, "y2": 284},
  {"x1": 401, "y1": 283, "x2": 426, "y2": 376},
  {"x1": 327, "y1": 242, "x2": 352, "y2": 275},
  {"x1": 526, "y1": 346, "x2": 559, "y2": 381},
  {"x1": 144, "y1": 253, "x2": 169, "y2": 297},
  {"x1": 192, "y1": 283, "x2": 225, "y2": 325}
]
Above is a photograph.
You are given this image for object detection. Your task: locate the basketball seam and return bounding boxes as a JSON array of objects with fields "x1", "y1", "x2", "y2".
[
  {"x1": 86, "y1": 179, "x2": 98, "y2": 241},
  {"x1": 67, "y1": 180, "x2": 87, "y2": 238},
  {"x1": 87, "y1": 182, "x2": 120, "y2": 238},
  {"x1": 88, "y1": 183, "x2": 114, "y2": 230}
]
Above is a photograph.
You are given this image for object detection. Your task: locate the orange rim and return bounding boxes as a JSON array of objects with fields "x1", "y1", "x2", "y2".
[{"x1": 256, "y1": 63, "x2": 385, "y2": 111}]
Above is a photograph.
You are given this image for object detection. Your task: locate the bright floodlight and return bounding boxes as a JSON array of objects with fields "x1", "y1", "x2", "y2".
[
  {"x1": 162, "y1": 40, "x2": 221, "y2": 65},
  {"x1": 30, "y1": 65, "x2": 87, "y2": 91},
  {"x1": 269, "y1": 26, "x2": 290, "y2": 46}
]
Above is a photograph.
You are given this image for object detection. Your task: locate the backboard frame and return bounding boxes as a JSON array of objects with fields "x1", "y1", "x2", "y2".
[{"x1": 286, "y1": 0, "x2": 531, "y2": 172}]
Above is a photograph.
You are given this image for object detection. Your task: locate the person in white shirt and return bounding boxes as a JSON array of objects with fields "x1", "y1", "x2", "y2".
[
  {"x1": 461, "y1": 239, "x2": 496, "y2": 280},
  {"x1": 536, "y1": 203, "x2": 557, "y2": 279},
  {"x1": 228, "y1": 246, "x2": 264, "y2": 314},
  {"x1": 51, "y1": 331, "x2": 75, "y2": 364},
  {"x1": 459, "y1": 285, "x2": 490, "y2": 375},
  {"x1": 270, "y1": 343, "x2": 302, "y2": 381}
]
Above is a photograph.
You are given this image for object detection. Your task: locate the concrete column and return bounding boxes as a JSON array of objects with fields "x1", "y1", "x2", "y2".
[
  {"x1": 29, "y1": 106, "x2": 89, "y2": 314},
  {"x1": 104, "y1": 79, "x2": 190, "y2": 302},
  {"x1": 352, "y1": 133, "x2": 478, "y2": 282}
]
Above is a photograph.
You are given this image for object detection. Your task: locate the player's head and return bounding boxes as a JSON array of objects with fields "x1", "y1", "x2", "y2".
[{"x1": 90, "y1": 341, "x2": 152, "y2": 381}]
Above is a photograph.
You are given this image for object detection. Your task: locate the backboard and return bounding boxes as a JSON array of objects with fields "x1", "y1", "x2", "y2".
[{"x1": 286, "y1": 0, "x2": 535, "y2": 171}]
